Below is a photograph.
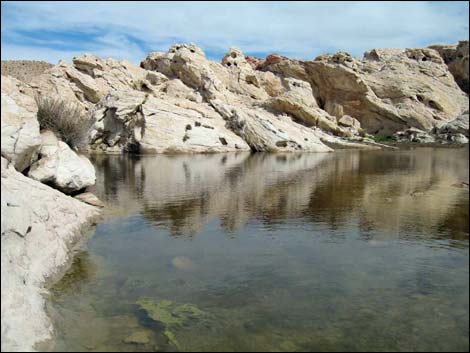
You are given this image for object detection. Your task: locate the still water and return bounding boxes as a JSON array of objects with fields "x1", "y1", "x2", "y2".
[{"x1": 46, "y1": 148, "x2": 469, "y2": 352}]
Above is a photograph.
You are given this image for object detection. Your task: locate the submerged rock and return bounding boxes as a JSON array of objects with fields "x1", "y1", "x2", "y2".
[
  {"x1": 136, "y1": 298, "x2": 208, "y2": 349},
  {"x1": 171, "y1": 256, "x2": 196, "y2": 272},
  {"x1": 123, "y1": 330, "x2": 152, "y2": 345}
]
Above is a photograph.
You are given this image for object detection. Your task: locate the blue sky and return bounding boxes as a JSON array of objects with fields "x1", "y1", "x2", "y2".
[{"x1": 1, "y1": 1, "x2": 469, "y2": 64}]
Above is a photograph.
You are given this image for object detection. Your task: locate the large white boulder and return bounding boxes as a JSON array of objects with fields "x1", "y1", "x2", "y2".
[{"x1": 28, "y1": 131, "x2": 96, "y2": 193}]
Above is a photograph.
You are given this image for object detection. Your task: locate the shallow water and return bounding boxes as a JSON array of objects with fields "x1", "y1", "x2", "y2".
[{"x1": 46, "y1": 147, "x2": 469, "y2": 352}]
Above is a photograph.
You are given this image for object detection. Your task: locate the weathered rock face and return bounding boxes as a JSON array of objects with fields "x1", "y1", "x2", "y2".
[
  {"x1": 28, "y1": 131, "x2": 96, "y2": 193},
  {"x1": 139, "y1": 44, "x2": 347, "y2": 152},
  {"x1": 263, "y1": 77, "x2": 344, "y2": 135},
  {"x1": 437, "y1": 110, "x2": 469, "y2": 137},
  {"x1": 432, "y1": 110, "x2": 469, "y2": 143},
  {"x1": 1, "y1": 158, "x2": 99, "y2": 352},
  {"x1": 393, "y1": 127, "x2": 436, "y2": 144},
  {"x1": 29, "y1": 55, "x2": 151, "y2": 112},
  {"x1": 258, "y1": 47, "x2": 469, "y2": 137},
  {"x1": 430, "y1": 41, "x2": 469, "y2": 93},
  {"x1": 211, "y1": 100, "x2": 333, "y2": 152},
  {"x1": 89, "y1": 90, "x2": 250, "y2": 153},
  {"x1": 1, "y1": 76, "x2": 41, "y2": 172},
  {"x1": 392, "y1": 111, "x2": 469, "y2": 144},
  {"x1": 11, "y1": 41, "x2": 468, "y2": 153}
]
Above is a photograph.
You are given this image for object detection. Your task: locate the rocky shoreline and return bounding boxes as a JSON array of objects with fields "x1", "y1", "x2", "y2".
[{"x1": 1, "y1": 41, "x2": 469, "y2": 351}]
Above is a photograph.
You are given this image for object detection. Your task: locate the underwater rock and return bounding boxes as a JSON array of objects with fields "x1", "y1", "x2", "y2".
[
  {"x1": 136, "y1": 298, "x2": 207, "y2": 349},
  {"x1": 123, "y1": 330, "x2": 152, "y2": 345},
  {"x1": 171, "y1": 256, "x2": 196, "y2": 271}
]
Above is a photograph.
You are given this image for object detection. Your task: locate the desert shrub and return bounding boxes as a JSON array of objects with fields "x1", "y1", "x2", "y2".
[{"x1": 35, "y1": 95, "x2": 94, "y2": 149}]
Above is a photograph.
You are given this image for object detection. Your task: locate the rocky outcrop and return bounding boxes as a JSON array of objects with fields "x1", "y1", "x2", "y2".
[
  {"x1": 429, "y1": 41, "x2": 469, "y2": 93},
  {"x1": 89, "y1": 90, "x2": 250, "y2": 153},
  {"x1": 139, "y1": 44, "x2": 356, "y2": 152},
  {"x1": 1, "y1": 76, "x2": 41, "y2": 172},
  {"x1": 1, "y1": 72, "x2": 100, "y2": 351},
  {"x1": 1, "y1": 158, "x2": 99, "y2": 352},
  {"x1": 393, "y1": 111, "x2": 469, "y2": 144},
  {"x1": 29, "y1": 55, "x2": 152, "y2": 112},
  {"x1": 437, "y1": 110, "x2": 469, "y2": 137},
  {"x1": 211, "y1": 100, "x2": 333, "y2": 152},
  {"x1": 9, "y1": 41, "x2": 470, "y2": 155},
  {"x1": 258, "y1": 48, "x2": 468, "y2": 137},
  {"x1": 28, "y1": 131, "x2": 96, "y2": 193}
]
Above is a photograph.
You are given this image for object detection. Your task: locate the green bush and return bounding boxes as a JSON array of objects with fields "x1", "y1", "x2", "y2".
[{"x1": 35, "y1": 96, "x2": 94, "y2": 149}]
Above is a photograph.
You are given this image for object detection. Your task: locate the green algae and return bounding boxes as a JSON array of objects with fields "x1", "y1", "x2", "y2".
[{"x1": 136, "y1": 298, "x2": 208, "y2": 349}]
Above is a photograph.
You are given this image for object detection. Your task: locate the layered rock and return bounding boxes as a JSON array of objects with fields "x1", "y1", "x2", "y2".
[
  {"x1": 258, "y1": 48, "x2": 468, "y2": 137},
  {"x1": 429, "y1": 40, "x2": 469, "y2": 93},
  {"x1": 437, "y1": 110, "x2": 469, "y2": 137},
  {"x1": 1, "y1": 158, "x2": 99, "y2": 351},
  {"x1": 9, "y1": 41, "x2": 469, "y2": 153},
  {"x1": 1, "y1": 76, "x2": 41, "y2": 171},
  {"x1": 89, "y1": 90, "x2": 250, "y2": 153},
  {"x1": 139, "y1": 44, "x2": 352, "y2": 152},
  {"x1": 28, "y1": 131, "x2": 96, "y2": 193},
  {"x1": 29, "y1": 55, "x2": 152, "y2": 112},
  {"x1": 393, "y1": 111, "x2": 469, "y2": 144}
]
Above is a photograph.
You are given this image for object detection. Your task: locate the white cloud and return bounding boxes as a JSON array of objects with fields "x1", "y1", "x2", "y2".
[{"x1": 2, "y1": 1, "x2": 468, "y2": 63}]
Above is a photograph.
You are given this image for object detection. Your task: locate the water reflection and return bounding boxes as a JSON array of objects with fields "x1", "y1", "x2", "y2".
[
  {"x1": 89, "y1": 147, "x2": 469, "y2": 241},
  {"x1": 46, "y1": 148, "x2": 469, "y2": 352}
]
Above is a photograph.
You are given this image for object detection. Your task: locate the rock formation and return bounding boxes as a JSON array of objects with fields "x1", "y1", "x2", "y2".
[
  {"x1": 1, "y1": 76, "x2": 41, "y2": 171},
  {"x1": 1, "y1": 158, "x2": 99, "y2": 352},
  {"x1": 1, "y1": 39, "x2": 469, "y2": 351},
  {"x1": 28, "y1": 131, "x2": 96, "y2": 193},
  {"x1": 256, "y1": 47, "x2": 468, "y2": 137},
  {"x1": 429, "y1": 41, "x2": 469, "y2": 93},
  {"x1": 13, "y1": 42, "x2": 466, "y2": 153},
  {"x1": 1, "y1": 69, "x2": 100, "y2": 352}
]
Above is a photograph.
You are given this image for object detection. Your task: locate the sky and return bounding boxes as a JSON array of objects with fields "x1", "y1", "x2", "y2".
[{"x1": 1, "y1": 1, "x2": 469, "y2": 65}]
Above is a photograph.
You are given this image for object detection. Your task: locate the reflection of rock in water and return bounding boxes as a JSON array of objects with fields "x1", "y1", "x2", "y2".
[{"x1": 90, "y1": 147, "x2": 469, "y2": 240}]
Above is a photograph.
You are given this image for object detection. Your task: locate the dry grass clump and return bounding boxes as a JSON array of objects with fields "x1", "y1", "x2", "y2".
[{"x1": 35, "y1": 96, "x2": 94, "y2": 149}]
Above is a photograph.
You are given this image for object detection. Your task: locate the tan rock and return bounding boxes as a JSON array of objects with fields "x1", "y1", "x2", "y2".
[
  {"x1": 338, "y1": 115, "x2": 361, "y2": 129},
  {"x1": 264, "y1": 77, "x2": 342, "y2": 134},
  {"x1": 437, "y1": 110, "x2": 469, "y2": 137},
  {"x1": 74, "y1": 192, "x2": 105, "y2": 208},
  {"x1": 259, "y1": 47, "x2": 469, "y2": 137},
  {"x1": 430, "y1": 40, "x2": 469, "y2": 93}
]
